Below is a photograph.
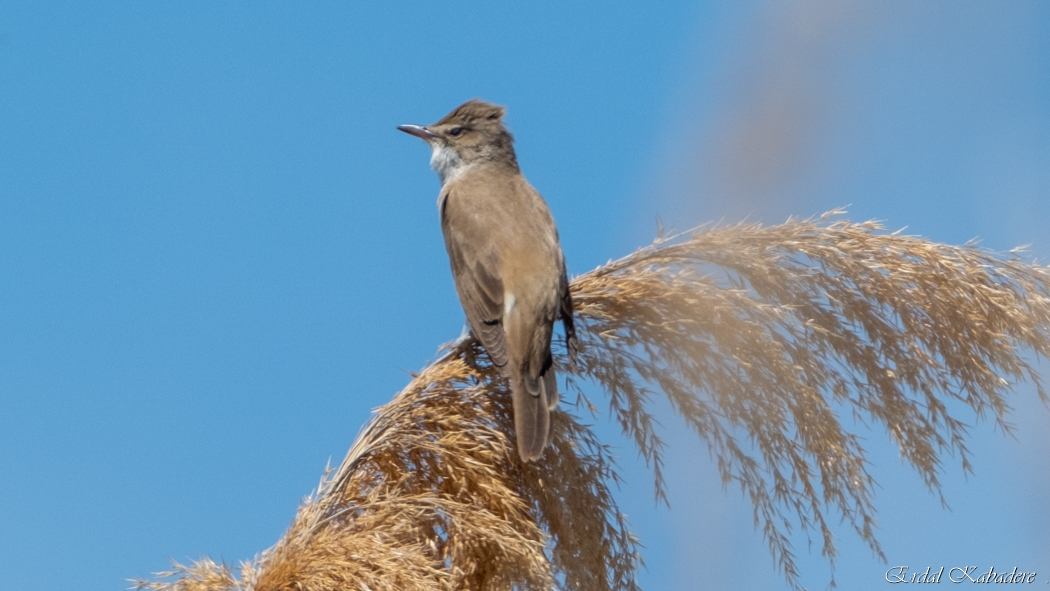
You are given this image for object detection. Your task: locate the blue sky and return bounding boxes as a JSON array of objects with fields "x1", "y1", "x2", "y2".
[{"x1": 1, "y1": 2, "x2": 1048, "y2": 589}]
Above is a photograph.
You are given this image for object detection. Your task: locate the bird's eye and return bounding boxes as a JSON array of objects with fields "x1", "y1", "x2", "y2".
[{"x1": 449, "y1": 127, "x2": 464, "y2": 137}]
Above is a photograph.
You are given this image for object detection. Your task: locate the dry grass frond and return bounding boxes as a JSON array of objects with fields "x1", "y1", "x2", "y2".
[{"x1": 136, "y1": 211, "x2": 1050, "y2": 591}]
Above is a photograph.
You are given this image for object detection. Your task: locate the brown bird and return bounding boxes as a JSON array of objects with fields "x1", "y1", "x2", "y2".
[{"x1": 398, "y1": 99, "x2": 577, "y2": 462}]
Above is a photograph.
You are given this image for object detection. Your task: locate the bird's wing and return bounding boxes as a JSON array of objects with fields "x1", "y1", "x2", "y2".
[{"x1": 440, "y1": 187, "x2": 509, "y2": 370}]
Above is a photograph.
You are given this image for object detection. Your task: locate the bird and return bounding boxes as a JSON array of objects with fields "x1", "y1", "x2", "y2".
[{"x1": 398, "y1": 99, "x2": 577, "y2": 462}]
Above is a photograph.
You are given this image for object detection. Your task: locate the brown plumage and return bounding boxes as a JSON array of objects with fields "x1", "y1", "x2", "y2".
[{"x1": 399, "y1": 99, "x2": 577, "y2": 461}]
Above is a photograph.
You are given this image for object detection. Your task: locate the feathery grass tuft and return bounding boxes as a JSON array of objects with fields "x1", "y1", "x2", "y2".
[{"x1": 135, "y1": 211, "x2": 1050, "y2": 590}]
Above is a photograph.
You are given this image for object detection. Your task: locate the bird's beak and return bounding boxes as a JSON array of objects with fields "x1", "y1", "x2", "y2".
[{"x1": 397, "y1": 124, "x2": 439, "y2": 141}]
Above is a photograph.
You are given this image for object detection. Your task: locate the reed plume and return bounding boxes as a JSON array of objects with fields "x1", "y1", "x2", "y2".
[{"x1": 135, "y1": 211, "x2": 1050, "y2": 590}]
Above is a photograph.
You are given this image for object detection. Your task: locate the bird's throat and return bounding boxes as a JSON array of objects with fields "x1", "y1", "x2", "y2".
[{"x1": 429, "y1": 143, "x2": 468, "y2": 185}]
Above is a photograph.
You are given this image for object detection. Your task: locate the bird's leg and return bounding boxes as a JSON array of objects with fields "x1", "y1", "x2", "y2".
[
  {"x1": 566, "y1": 333, "x2": 580, "y2": 368},
  {"x1": 559, "y1": 288, "x2": 579, "y2": 369},
  {"x1": 560, "y1": 314, "x2": 579, "y2": 370}
]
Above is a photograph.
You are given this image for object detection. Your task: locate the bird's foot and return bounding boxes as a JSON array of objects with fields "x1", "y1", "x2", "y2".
[{"x1": 438, "y1": 324, "x2": 483, "y2": 378}]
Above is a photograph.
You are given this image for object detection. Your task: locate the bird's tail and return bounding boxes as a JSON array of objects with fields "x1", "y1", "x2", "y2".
[{"x1": 513, "y1": 361, "x2": 558, "y2": 462}]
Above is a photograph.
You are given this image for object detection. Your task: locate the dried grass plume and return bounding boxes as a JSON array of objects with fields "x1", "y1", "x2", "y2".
[{"x1": 135, "y1": 211, "x2": 1050, "y2": 590}]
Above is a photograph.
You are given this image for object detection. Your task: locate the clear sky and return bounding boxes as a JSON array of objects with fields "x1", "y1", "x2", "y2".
[{"x1": 1, "y1": 2, "x2": 1048, "y2": 589}]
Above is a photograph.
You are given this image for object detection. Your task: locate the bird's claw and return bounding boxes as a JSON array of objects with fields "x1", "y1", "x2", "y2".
[{"x1": 440, "y1": 324, "x2": 482, "y2": 376}]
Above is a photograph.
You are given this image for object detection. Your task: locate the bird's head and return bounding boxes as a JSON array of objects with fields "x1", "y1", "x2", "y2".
[{"x1": 398, "y1": 99, "x2": 518, "y2": 184}]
